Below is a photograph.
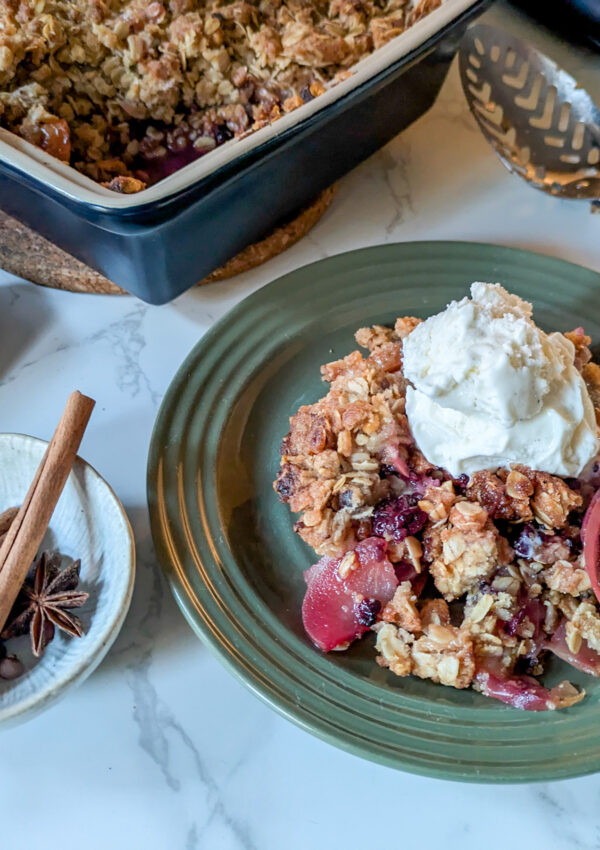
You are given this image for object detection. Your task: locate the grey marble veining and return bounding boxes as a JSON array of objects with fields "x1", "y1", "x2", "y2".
[{"x1": 1, "y1": 39, "x2": 600, "y2": 849}]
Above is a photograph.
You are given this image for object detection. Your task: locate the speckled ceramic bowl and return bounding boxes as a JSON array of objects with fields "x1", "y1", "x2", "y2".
[{"x1": 0, "y1": 433, "x2": 135, "y2": 727}]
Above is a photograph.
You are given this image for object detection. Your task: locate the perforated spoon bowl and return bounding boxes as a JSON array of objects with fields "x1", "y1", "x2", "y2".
[{"x1": 459, "y1": 22, "x2": 600, "y2": 204}]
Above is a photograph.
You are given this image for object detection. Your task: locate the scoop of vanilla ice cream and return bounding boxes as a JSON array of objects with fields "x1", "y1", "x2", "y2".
[{"x1": 403, "y1": 282, "x2": 599, "y2": 478}]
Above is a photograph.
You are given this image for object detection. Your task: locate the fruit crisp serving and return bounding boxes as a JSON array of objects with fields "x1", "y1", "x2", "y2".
[
  {"x1": 274, "y1": 284, "x2": 600, "y2": 710},
  {"x1": 0, "y1": 0, "x2": 440, "y2": 192}
]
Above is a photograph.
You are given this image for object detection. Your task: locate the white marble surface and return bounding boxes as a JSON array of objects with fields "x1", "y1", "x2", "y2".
[{"x1": 2, "y1": 13, "x2": 600, "y2": 849}]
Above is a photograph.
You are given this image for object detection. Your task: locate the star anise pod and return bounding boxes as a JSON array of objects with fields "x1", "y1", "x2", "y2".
[{"x1": 1, "y1": 551, "x2": 89, "y2": 657}]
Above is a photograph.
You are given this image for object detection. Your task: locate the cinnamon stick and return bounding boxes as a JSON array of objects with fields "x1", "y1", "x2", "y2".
[
  {"x1": 0, "y1": 391, "x2": 95, "y2": 633},
  {"x1": 0, "y1": 507, "x2": 18, "y2": 537}
]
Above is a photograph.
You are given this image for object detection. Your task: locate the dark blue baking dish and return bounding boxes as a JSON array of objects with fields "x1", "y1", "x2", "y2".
[{"x1": 0, "y1": 0, "x2": 490, "y2": 304}]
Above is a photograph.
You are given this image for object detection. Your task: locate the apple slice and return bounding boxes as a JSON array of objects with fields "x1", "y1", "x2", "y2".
[
  {"x1": 302, "y1": 538, "x2": 398, "y2": 651},
  {"x1": 582, "y1": 488, "x2": 600, "y2": 604},
  {"x1": 475, "y1": 670, "x2": 583, "y2": 711}
]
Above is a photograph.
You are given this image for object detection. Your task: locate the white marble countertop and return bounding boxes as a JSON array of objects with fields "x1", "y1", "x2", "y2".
[{"x1": 2, "y1": 8, "x2": 600, "y2": 848}]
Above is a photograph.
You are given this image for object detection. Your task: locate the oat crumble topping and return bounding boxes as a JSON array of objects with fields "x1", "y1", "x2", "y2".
[{"x1": 0, "y1": 0, "x2": 440, "y2": 191}]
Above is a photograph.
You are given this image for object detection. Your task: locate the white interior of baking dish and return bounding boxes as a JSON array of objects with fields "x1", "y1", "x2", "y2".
[{"x1": 0, "y1": 0, "x2": 478, "y2": 210}]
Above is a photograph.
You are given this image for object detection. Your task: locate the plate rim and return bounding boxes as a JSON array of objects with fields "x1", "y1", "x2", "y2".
[{"x1": 147, "y1": 241, "x2": 600, "y2": 783}]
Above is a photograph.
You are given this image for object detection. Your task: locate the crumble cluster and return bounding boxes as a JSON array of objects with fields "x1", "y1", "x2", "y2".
[{"x1": 0, "y1": 0, "x2": 439, "y2": 191}]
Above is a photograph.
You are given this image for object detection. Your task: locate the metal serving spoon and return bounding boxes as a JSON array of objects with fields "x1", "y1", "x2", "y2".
[{"x1": 458, "y1": 23, "x2": 600, "y2": 207}]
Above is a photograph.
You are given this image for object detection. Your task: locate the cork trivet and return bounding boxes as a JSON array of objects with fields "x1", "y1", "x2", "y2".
[{"x1": 0, "y1": 185, "x2": 336, "y2": 295}]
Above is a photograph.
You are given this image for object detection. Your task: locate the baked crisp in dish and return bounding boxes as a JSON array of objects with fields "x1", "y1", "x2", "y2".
[
  {"x1": 0, "y1": 0, "x2": 440, "y2": 192},
  {"x1": 274, "y1": 284, "x2": 600, "y2": 710}
]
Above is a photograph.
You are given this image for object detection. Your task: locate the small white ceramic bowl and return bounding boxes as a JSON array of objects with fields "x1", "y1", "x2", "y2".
[{"x1": 0, "y1": 433, "x2": 135, "y2": 727}]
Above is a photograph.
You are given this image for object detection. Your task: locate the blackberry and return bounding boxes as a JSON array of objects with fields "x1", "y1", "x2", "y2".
[
  {"x1": 354, "y1": 598, "x2": 381, "y2": 627},
  {"x1": 372, "y1": 496, "x2": 427, "y2": 542}
]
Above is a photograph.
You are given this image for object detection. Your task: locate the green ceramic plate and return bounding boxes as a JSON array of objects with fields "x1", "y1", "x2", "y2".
[{"x1": 148, "y1": 241, "x2": 600, "y2": 783}]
